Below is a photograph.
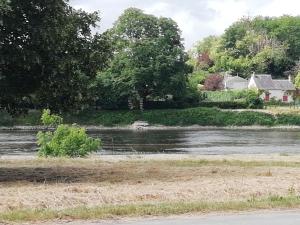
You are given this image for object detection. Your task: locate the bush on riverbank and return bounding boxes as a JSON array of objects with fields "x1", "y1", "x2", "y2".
[
  {"x1": 141, "y1": 108, "x2": 275, "y2": 126},
  {"x1": 0, "y1": 111, "x2": 14, "y2": 126},
  {"x1": 276, "y1": 114, "x2": 300, "y2": 126},
  {"x1": 2, "y1": 107, "x2": 300, "y2": 127},
  {"x1": 198, "y1": 101, "x2": 248, "y2": 109}
]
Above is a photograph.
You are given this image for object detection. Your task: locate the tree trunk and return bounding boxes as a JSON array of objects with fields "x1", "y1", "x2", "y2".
[
  {"x1": 139, "y1": 97, "x2": 144, "y2": 112},
  {"x1": 128, "y1": 98, "x2": 134, "y2": 110}
]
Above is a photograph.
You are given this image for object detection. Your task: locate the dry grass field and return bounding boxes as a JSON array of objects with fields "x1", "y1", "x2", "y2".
[
  {"x1": 1, "y1": 155, "x2": 300, "y2": 223},
  {"x1": 266, "y1": 106, "x2": 300, "y2": 115}
]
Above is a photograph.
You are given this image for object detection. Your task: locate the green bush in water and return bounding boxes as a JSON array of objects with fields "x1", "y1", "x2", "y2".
[{"x1": 37, "y1": 110, "x2": 101, "y2": 157}]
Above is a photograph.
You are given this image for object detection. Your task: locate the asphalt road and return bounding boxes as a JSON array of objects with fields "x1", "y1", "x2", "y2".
[{"x1": 41, "y1": 210, "x2": 300, "y2": 225}]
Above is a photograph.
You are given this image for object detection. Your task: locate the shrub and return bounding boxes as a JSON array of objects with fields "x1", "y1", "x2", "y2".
[
  {"x1": 245, "y1": 90, "x2": 264, "y2": 109},
  {"x1": 188, "y1": 70, "x2": 209, "y2": 89},
  {"x1": 203, "y1": 74, "x2": 224, "y2": 91},
  {"x1": 41, "y1": 109, "x2": 63, "y2": 127},
  {"x1": 276, "y1": 114, "x2": 300, "y2": 125},
  {"x1": 199, "y1": 101, "x2": 248, "y2": 109},
  {"x1": 37, "y1": 110, "x2": 101, "y2": 157},
  {"x1": 232, "y1": 111, "x2": 275, "y2": 126},
  {"x1": 37, "y1": 124, "x2": 101, "y2": 157},
  {"x1": 141, "y1": 107, "x2": 276, "y2": 126},
  {"x1": 0, "y1": 111, "x2": 14, "y2": 126}
]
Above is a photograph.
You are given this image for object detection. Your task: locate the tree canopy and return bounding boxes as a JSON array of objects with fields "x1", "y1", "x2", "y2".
[
  {"x1": 0, "y1": 0, "x2": 111, "y2": 114},
  {"x1": 2, "y1": 3, "x2": 300, "y2": 115},
  {"x1": 190, "y1": 16, "x2": 300, "y2": 79},
  {"x1": 94, "y1": 8, "x2": 192, "y2": 109}
]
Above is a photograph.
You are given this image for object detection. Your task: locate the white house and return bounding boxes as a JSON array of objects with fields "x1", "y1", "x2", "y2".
[
  {"x1": 223, "y1": 74, "x2": 248, "y2": 90},
  {"x1": 248, "y1": 74, "x2": 296, "y2": 102}
]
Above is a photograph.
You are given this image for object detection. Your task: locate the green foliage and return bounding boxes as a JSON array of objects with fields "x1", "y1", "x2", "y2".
[
  {"x1": 64, "y1": 110, "x2": 141, "y2": 127},
  {"x1": 141, "y1": 107, "x2": 276, "y2": 126},
  {"x1": 3, "y1": 108, "x2": 300, "y2": 127},
  {"x1": 37, "y1": 124, "x2": 101, "y2": 157},
  {"x1": 41, "y1": 109, "x2": 63, "y2": 127},
  {"x1": 37, "y1": 109, "x2": 100, "y2": 157},
  {"x1": 189, "y1": 36, "x2": 219, "y2": 70},
  {"x1": 295, "y1": 72, "x2": 300, "y2": 88},
  {"x1": 101, "y1": 8, "x2": 191, "y2": 108},
  {"x1": 204, "y1": 90, "x2": 248, "y2": 102},
  {"x1": 65, "y1": 107, "x2": 277, "y2": 127},
  {"x1": 199, "y1": 101, "x2": 248, "y2": 109},
  {"x1": 0, "y1": 0, "x2": 10, "y2": 14},
  {"x1": 245, "y1": 90, "x2": 264, "y2": 109},
  {"x1": 276, "y1": 114, "x2": 300, "y2": 125},
  {"x1": 203, "y1": 90, "x2": 263, "y2": 109},
  {"x1": 35, "y1": 108, "x2": 280, "y2": 127},
  {"x1": 188, "y1": 70, "x2": 209, "y2": 89},
  {"x1": 0, "y1": 0, "x2": 111, "y2": 114},
  {"x1": 0, "y1": 111, "x2": 13, "y2": 126},
  {"x1": 191, "y1": 16, "x2": 300, "y2": 78}
]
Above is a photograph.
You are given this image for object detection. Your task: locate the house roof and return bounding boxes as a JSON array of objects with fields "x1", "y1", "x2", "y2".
[
  {"x1": 224, "y1": 75, "x2": 247, "y2": 83},
  {"x1": 273, "y1": 80, "x2": 295, "y2": 91},
  {"x1": 252, "y1": 74, "x2": 295, "y2": 91}
]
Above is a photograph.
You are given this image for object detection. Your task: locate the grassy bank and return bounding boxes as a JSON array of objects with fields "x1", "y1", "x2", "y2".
[
  {"x1": 2, "y1": 195, "x2": 300, "y2": 223},
  {"x1": 1, "y1": 156, "x2": 300, "y2": 223},
  {"x1": 2, "y1": 107, "x2": 300, "y2": 127}
]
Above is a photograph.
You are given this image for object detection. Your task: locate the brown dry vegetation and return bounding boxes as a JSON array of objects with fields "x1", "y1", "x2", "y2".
[
  {"x1": 1, "y1": 156, "x2": 300, "y2": 215},
  {"x1": 266, "y1": 106, "x2": 300, "y2": 115}
]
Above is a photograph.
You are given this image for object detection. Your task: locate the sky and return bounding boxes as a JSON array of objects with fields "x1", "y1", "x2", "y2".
[{"x1": 70, "y1": 0, "x2": 300, "y2": 49}]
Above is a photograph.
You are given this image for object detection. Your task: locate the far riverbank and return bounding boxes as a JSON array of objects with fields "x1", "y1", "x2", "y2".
[{"x1": 1, "y1": 107, "x2": 300, "y2": 128}]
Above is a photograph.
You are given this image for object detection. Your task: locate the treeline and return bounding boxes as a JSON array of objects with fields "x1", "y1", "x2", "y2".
[
  {"x1": 2, "y1": 1, "x2": 300, "y2": 115},
  {"x1": 0, "y1": 1, "x2": 194, "y2": 115},
  {"x1": 189, "y1": 16, "x2": 300, "y2": 86}
]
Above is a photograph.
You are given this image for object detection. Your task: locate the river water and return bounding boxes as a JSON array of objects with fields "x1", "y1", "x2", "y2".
[{"x1": 0, "y1": 129, "x2": 300, "y2": 156}]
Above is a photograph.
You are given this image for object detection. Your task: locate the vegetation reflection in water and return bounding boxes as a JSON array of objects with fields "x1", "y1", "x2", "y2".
[{"x1": 0, "y1": 129, "x2": 300, "y2": 155}]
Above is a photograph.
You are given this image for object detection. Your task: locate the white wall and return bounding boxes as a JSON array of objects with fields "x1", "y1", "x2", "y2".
[
  {"x1": 248, "y1": 76, "x2": 294, "y2": 102},
  {"x1": 248, "y1": 77, "x2": 257, "y2": 89},
  {"x1": 260, "y1": 90, "x2": 293, "y2": 103}
]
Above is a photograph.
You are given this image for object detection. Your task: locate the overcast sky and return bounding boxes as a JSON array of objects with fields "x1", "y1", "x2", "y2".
[{"x1": 70, "y1": 0, "x2": 300, "y2": 49}]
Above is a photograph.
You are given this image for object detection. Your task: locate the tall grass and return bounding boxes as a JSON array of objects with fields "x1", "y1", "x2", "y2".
[
  {"x1": 1, "y1": 195, "x2": 300, "y2": 222},
  {"x1": 204, "y1": 90, "x2": 249, "y2": 102}
]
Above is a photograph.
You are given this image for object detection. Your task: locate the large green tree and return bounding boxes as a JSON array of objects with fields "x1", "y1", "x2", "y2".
[
  {"x1": 97, "y1": 8, "x2": 192, "y2": 110},
  {"x1": 0, "y1": 0, "x2": 111, "y2": 114},
  {"x1": 191, "y1": 16, "x2": 300, "y2": 79}
]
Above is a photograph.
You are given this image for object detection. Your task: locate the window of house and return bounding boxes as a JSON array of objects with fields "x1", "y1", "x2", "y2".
[{"x1": 265, "y1": 93, "x2": 270, "y2": 101}]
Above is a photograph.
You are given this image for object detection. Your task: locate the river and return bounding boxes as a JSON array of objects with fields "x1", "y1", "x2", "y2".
[{"x1": 0, "y1": 128, "x2": 300, "y2": 155}]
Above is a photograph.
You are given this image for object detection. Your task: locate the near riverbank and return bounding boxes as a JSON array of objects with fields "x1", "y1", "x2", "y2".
[
  {"x1": 2, "y1": 154, "x2": 300, "y2": 223},
  {"x1": 1, "y1": 107, "x2": 300, "y2": 128}
]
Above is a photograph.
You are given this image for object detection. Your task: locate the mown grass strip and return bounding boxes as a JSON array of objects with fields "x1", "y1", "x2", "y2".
[
  {"x1": 1, "y1": 195, "x2": 300, "y2": 223},
  {"x1": 165, "y1": 159, "x2": 300, "y2": 168},
  {"x1": 2, "y1": 158, "x2": 300, "y2": 169}
]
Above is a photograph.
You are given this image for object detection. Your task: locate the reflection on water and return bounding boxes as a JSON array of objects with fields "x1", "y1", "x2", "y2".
[{"x1": 0, "y1": 129, "x2": 300, "y2": 155}]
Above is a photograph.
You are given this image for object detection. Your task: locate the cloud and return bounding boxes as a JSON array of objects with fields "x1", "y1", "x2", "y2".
[{"x1": 70, "y1": 0, "x2": 300, "y2": 49}]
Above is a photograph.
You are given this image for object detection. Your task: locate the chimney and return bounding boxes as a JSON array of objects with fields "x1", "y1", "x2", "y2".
[
  {"x1": 251, "y1": 72, "x2": 255, "y2": 79},
  {"x1": 288, "y1": 75, "x2": 293, "y2": 83}
]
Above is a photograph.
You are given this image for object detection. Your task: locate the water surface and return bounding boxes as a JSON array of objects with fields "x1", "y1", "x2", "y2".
[{"x1": 0, "y1": 129, "x2": 300, "y2": 155}]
